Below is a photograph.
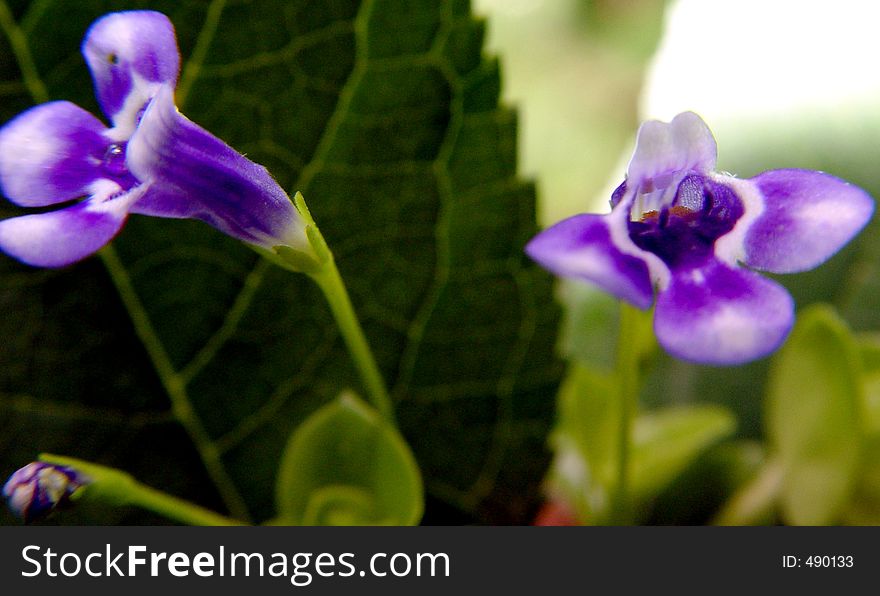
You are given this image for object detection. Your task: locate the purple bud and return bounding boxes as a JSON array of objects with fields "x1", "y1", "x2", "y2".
[{"x1": 3, "y1": 462, "x2": 87, "y2": 523}]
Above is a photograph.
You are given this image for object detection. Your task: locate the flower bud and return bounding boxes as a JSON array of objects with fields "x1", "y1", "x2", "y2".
[{"x1": 3, "y1": 462, "x2": 87, "y2": 523}]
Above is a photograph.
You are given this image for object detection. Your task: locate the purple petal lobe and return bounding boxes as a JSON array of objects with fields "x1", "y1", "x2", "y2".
[
  {"x1": 627, "y1": 112, "x2": 717, "y2": 185},
  {"x1": 654, "y1": 258, "x2": 794, "y2": 365},
  {"x1": 0, "y1": 102, "x2": 109, "y2": 206},
  {"x1": 127, "y1": 87, "x2": 307, "y2": 250},
  {"x1": 525, "y1": 213, "x2": 654, "y2": 309},
  {"x1": 744, "y1": 169, "x2": 874, "y2": 273},
  {"x1": 0, "y1": 181, "x2": 143, "y2": 268},
  {"x1": 82, "y1": 11, "x2": 180, "y2": 134}
]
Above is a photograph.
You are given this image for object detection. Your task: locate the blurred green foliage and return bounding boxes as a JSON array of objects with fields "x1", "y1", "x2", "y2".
[
  {"x1": 522, "y1": 1, "x2": 880, "y2": 525},
  {"x1": 768, "y1": 306, "x2": 863, "y2": 525},
  {"x1": 475, "y1": 0, "x2": 667, "y2": 223}
]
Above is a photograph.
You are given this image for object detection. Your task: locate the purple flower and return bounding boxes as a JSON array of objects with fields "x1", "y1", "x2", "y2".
[
  {"x1": 526, "y1": 112, "x2": 874, "y2": 365},
  {"x1": 3, "y1": 462, "x2": 87, "y2": 523},
  {"x1": 0, "y1": 11, "x2": 307, "y2": 268}
]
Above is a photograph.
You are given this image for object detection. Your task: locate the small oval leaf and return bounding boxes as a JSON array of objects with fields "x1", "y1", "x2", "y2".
[
  {"x1": 767, "y1": 304, "x2": 863, "y2": 525},
  {"x1": 275, "y1": 392, "x2": 423, "y2": 525}
]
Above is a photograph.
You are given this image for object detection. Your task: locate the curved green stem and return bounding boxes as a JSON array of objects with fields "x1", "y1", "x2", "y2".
[
  {"x1": 41, "y1": 454, "x2": 244, "y2": 526},
  {"x1": 265, "y1": 193, "x2": 395, "y2": 425},
  {"x1": 309, "y1": 261, "x2": 396, "y2": 424},
  {"x1": 119, "y1": 481, "x2": 244, "y2": 526}
]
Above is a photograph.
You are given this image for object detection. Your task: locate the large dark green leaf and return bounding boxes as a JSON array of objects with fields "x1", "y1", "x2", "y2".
[{"x1": 0, "y1": 0, "x2": 560, "y2": 524}]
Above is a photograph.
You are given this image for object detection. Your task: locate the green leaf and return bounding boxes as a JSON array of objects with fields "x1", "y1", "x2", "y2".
[
  {"x1": 548, "y1": 363, "x2": 618, "y2": 522},
  {"x1": 630, "y1": 404, "x2": 736, "y2": 508},
  {"x1": 841, "y1": 436, "x2": 880, "y2": 525},
  {"x1": 275, "y1": 392, "x2": 422, "y2": 525},
  {"x1": 712, "y1": 459, "x2": 782, "y2": 526},
  {"x1": 766, "y1": 304, "x2": 864, "y2": 525},
  {"x1": 550, "y1": 369, "x2": 736, "y2": 524},
  {"x1": 857, "y1": 333, "x2": 880, "y2": 435},
  {"x1": 650, "y1": 440, "x2": 766, "y2": 525},
  {"x1": 0, "y1": 0, "x2": 560, "y2": 524}
]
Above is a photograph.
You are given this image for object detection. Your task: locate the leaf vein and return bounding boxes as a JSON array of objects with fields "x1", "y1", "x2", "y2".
[
  {"x1": 99, "y1": 246, "x2": 252, "y2": 522},
  {"x1": 0, "y1": 0, "x2": 49, "y2": 103},
  {"x1": 198, "y1": 19, "x2": 354, "y2": 79},
  {"x1": 0, "y1": 392, "x2": 174, "y2": 427},
  {"x1": 179, "y1": 259, "x2": 270, "y2": 384},
  {"x1": 176, "y1": 0, "x2": 228, "y2": 110},
  {"x1": 215, "y1": 328, "x2": 339, "y2": 454}
]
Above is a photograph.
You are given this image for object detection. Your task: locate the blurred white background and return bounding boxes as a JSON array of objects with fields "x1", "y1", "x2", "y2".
[{"x1": 475, "y1": 0, "x2": 880, "y2": 220}]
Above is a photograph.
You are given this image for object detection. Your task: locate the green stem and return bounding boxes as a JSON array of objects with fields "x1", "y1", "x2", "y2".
[
  {"x1": 122, "y1": 482, "x2": 245, "y2": 526},
  {"x1": 609, "y1": 303, "x2": 644, "y2": 525},
  {"x1": 310, "y1": 260, "x2": 396, "y2": 425},
  {"x1": 41, "y1": 454, "x2": 244, "y2": 526},
  {"x1": 268, "y1": 193, "x2": 396, "y2": 425}
]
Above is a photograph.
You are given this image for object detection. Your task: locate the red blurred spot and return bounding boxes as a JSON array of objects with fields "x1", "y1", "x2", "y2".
[{"x1": 533, "y1": 499, "x2": 580, "y2": 526}]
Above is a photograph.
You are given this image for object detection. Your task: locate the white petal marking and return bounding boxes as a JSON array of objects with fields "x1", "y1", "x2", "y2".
[{"x1": 712, "y1": 174, "x2": 765, "y2": 266}]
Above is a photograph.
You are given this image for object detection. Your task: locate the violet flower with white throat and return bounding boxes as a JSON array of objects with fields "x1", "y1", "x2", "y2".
[
  {"x1": 0, "y1": 10, "x2": 308, "y2": 268},
  {"x1": 526, "y1": 112, "x2": 873, "y2": 365}
]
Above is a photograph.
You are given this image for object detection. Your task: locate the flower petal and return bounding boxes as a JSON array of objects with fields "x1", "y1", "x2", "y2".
[
  {"x1": 0, "y1": 101, "x2": 109, "y2": 207},
  {"x1": 742, "y1": 169, "x2": 874, "y2": 273},
  {"x1": 128, "y1": 185, "x2": 198, "y2": 220},
  {"x1": 127, "y1": 87, "x2": 307, "y2": 250},
  {"x1": 525, "y1": 213, "x2": 655, "y2": 309},
  {"x1": 627, "y1": 111, "x2": 717, "y2": 185},
  {"x1": 654, "y1": 259, "x2": 794, "y2": 365},
  {"x1": 0, "y1": 181, "x2": 144, "y2": 268},
  {"x1": 82, "y1": 10, "x2": 180, "y2": 137}
]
